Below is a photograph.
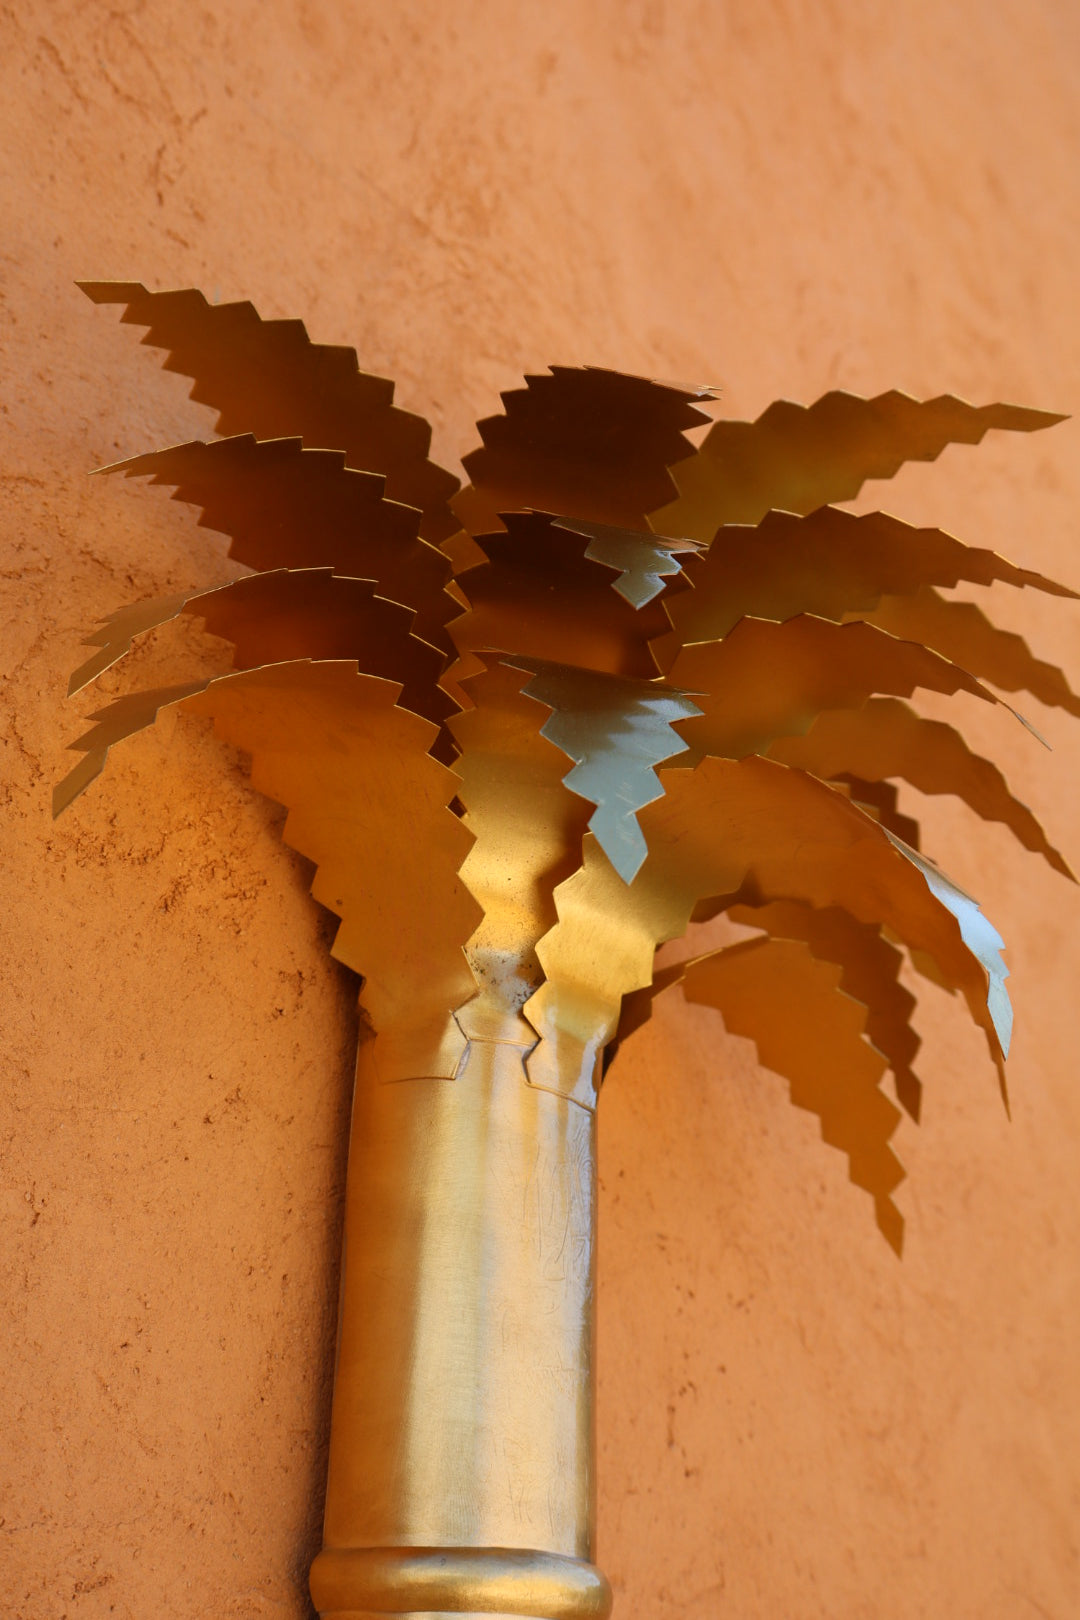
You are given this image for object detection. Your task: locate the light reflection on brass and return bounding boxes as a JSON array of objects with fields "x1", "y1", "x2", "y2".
[
  {"x1": 448, "y1": 659, "x2": 594, "y2": 1048},
  {"x1": 549, "y1": 515, "x2": 701, "y2": 607},
  {"x1": 502, "y1": 656, "x2": 701, "y2": 885},
  {"x1": 59, "y1": 282, "x2": 1074, "y2": 1618},
  {"x1": 317, "y1": 1036, "x2": 604, "y2": 1607}
]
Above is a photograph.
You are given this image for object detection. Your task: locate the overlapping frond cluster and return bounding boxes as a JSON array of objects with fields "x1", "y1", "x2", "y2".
[{"x1": 61, "y1": 282, "x2": 1075, "y2": 1251}]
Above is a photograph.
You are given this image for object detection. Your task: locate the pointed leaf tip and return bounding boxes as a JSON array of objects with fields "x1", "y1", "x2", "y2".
[
  {"x1": 887, "y1": 831, "x2": 1012, "y2": 1063},
  {"x1": 655, "y1": 391, "x2": 1072, "y2": 539}
]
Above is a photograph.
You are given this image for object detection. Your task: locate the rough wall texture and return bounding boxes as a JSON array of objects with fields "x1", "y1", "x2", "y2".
[{"x1": 2, "y1": 2, "x2": 1079, "y2": 1616}]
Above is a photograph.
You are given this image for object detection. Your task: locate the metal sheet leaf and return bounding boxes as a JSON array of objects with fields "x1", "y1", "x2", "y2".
[
  {"x1": 768, "y1": 697, "x2": 1073, "y2": 878},
  {"x1": 653, "y1": 504, "x2": 1075, "y2": 668},
  {"x1": 67, "y1": 569, "x2": 455, "y2": 738},
  {"x1": 449, "y1": 512, "x2": 672, "y2": 679},
  {"x1": 455, "y1": 367, "x2": 713, "y2": 535},
  {"x1": 669, "y1": 615, "x2": 1005, "y2": 763},
  {"x1": 864, "y1": 588, "x2": 1080, "y2": 719},
  {"x1": 500, "y1": 656, "x2": 701, "y2": 884},
  {"x1": 653, "y1": 391, "x2": 1066, "y2": 540},
  {"x1": 447, "y1": 661, "x2": 594, "y2": 1048},
  {"x1": 54, "y1": 679, "x2": 212, "y2": 816},
  {"x1": 78, "y1": 282, "x2": 460, "y2": 542},
  {"x1": 524, "y1": 756, "x2": 1008, "y2": 1100},
  {"x1": 96, "y1": 435, "x2": 456, "y2": 653},
  {"x1": 550, "y1": 516, "x2": 701, "y2": 607},
  {"x1": 831, "y1": 777, "x2": 922, "y2": 849},
  {"x1": 886, "y1": 832, "x2": 1011, "y2": 1078},
  {"x1": 59, "y1": 659, "x2": 479, "y2": 1077}
]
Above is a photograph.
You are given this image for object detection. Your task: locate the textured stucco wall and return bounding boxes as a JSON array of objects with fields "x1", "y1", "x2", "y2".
[{"x1": 3, "y1": 3, "x2": 1079, "y2": 1616}]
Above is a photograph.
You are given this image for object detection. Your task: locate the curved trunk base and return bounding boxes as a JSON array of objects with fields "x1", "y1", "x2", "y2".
[{"x1": 311, "y1": 1542, "x2": 612, "y2": 1617}]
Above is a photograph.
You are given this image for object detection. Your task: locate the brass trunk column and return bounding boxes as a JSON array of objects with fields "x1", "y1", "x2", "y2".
[{"x1": 309, "y1": 1036, "x2": 611, "y2": 1620}]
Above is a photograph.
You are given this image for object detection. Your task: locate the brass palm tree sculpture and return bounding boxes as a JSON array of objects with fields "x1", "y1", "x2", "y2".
[{"x1": 59, "y1": 281, "x2": 1076, "y2": 1620}]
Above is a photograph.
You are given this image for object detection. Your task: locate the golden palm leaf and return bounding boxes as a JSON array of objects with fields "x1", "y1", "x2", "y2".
[
  {"x1": 654, "y1": 389, "x2": 1066, "y2": 537},
  {"x1": 96, "y1": 434, "x2": 458, "y2": 651},
  {"x1": 767, "y1": 698, "x2": 1073, "y2": 878},
  {"x1": 77, "y1": 282, "x2": 461, "y2": 542},
  {"x1": 454, "y1": 366, "x2": 713, "y2": 534},
  {"x1": 862, "y1": 585, "x2": 1080, "y2": 715}
]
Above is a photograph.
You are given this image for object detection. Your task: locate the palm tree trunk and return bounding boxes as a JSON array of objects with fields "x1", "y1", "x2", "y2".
[{"x1": 309, "y1": 1036, "x2": 612, "y2": 1620}]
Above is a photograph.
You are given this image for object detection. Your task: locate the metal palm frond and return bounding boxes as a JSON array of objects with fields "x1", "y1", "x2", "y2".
[
  {"x1": 61, "y1": 281, "x2": 1074, "y2": 1258},
  {"x1": 77, "y1": 281, "x2": 461, "y2": 541},
  {"x1": 653, "y1": 388, "x2": 1066, "y2": 536}
]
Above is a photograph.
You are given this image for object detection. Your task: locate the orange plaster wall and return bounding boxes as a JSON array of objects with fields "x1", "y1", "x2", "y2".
[{"x1": 3, "y1": 3, "x2": 1079, "y2": 1615}]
